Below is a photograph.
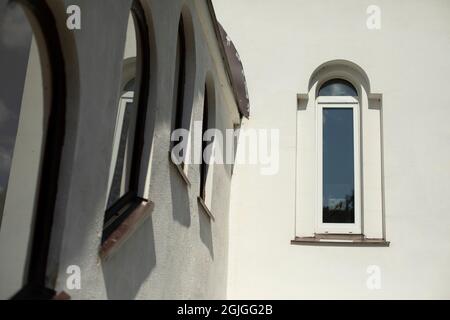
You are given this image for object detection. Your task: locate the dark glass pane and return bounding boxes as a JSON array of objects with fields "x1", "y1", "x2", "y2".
[
  {"x1": 318, "y1": 79, "x2": 357, "y2": 97},
  {"x1": 174, "y1": 20, "x2": 186, "y2": 131},
  {"x1": 0, "y1": 4, "x2": 32, "y2": 225},
  {"x1": 171, "y1": 18, "x2": 187, "y2": 163},
  {"x1": 322, "y1": 108, "x2": 355, "y2": 223},
  {"x1": 200, "y1": 85, "x2": 209, "y2": 199},
  {"x1": 123, "y1": 78, "x2": 135, "y2": 91}
]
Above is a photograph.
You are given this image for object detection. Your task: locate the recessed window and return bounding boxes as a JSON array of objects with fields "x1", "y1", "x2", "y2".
[
  {"x1": 198, "y1": 79, "x2": 216, "y2": 220},
  {"x1": 171, "y1": 10, "x2": 195, "y2": 168},
  {"x1": 0, "y1": 1, "x2": 66, "y2": 299},
  {"x1": 107, "y1": 79, "x2": 137, "y2": 208},
  {"x1": 317, "y1": 79, "x2": 361, "y2": 234},
  {"x1": 103, "y1": 1, "x2": 150, "y2": 242},
  {"x1": 174, "y1": 19, "x2": 186, "y2": 135},
  {"x1": 171, "y1": 18, "x2": 187, "y2": 165},
  {"x1": 200, "y1": 84, "x2": 212, "y2": 200}
]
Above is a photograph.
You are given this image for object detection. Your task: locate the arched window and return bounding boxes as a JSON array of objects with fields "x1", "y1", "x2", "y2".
[
  {"x1": 200, "y1": 84, "x2": 210, "y2": 200},
  {"x1": 296, "y1": 60, "x2": 385, "y2": 242},
  {"x1": 200, "y1": 83, "x2": 216, "y2": 201},
  {"x1": 171, "y1": 9, "x2": 195, "y2": 169},
  {"x1": 0, "y1": 0, "x2": 66, "y2": 299},
  {"x1": 173, "y1": 17, "x2": 187, "y2": 147},
  {"x1": 103, "y1": 0, "x2": 151, "y2": 242},
  {"x1": 198, "y1": 79, "x2": 216, "y2": 220},
  {"x1": 316, "y1": 78, "x2": 361, "y2": 234}
]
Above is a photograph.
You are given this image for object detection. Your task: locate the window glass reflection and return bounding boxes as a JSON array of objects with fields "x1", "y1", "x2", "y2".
[
  {"x1": 106, "y1": 13, "x2": 138, "y2": 208},
  {"x1": 318, "y1": 79, "x2": 357, "y2": 97},
  {"x1": 0, "y1": 3, "x2": 47, "y2": 298},
  {"x1": 322, "y1": 108, "x2": 355, "y2": 223},
  {"x1": 171, "y1": 18, "x2": 187, "y2": 164},
  {"x1": 0, "y1": 3, "x2": 32, "y2": 225},
  {"x1": 200, "y1": 85, "x2": 210, "y2": 200}
]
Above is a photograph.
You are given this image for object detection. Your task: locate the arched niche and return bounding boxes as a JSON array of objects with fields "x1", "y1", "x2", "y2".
[{"x1": 296, "y1": 59, "x2": 386, "y2": 241}]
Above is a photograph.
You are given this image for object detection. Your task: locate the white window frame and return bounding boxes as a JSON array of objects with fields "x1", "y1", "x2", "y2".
[{"x1": 316, "y1": 96, "x2": 362, "y2": 234}]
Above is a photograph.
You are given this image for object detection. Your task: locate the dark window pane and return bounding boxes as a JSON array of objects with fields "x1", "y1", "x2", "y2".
[
  {"x1": 318, "y1": 79, "x2": 357, "y2": 97},
  {"x1": 200, "y1": 85, "x2": 209, "y2": 199},
  {"x1": 322, "y1": 108, "x2": 355, "y2": 223},
  {"x1": 174, "y1": 19, "x2": 186, "y2": 132},
  {"x1": 171, "y1": 18, "x2": 187, "y2": 164}
]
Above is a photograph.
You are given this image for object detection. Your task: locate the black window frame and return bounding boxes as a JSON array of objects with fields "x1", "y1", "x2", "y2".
[
  {"x1": 199, "y1": 84, "x2": 209, "y2": 200},
  {"x1": 102, "y1": 0, "x2": 151, "y2": 242}
]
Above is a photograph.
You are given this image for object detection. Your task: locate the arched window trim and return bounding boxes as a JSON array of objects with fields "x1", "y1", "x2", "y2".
[
  {"x1": 170, "y1": 7, "x2": 196, "y2": 174},
  {"x1": 102, "y1": 0, "x2": 151, "y2": 242},
  {"x1": 8, "y1": 0, "x2": 67, "y2": 299},
  {"x1": 173, "y1": 16, "x2": 186, "y2": 137}
]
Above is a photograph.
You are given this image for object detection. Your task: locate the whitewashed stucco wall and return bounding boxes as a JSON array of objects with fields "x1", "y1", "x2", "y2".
[
  {"x1": 214, "y1": 0, "x2": 450, "y2": 299},
  {"x1": 45, "y1": 0, "x2": 240, "y2": 299}
]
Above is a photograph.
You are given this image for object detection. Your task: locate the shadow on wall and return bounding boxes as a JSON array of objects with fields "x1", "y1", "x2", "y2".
[
  {"x1": 199, "y1": 206, "x2": 214, "y2": 260},
  {"x1": 102, "y1": 216, "x2": 156, "y2": 300},
  {"x1": 169, "y1": 165, "x2": 191, "y2": 227}
]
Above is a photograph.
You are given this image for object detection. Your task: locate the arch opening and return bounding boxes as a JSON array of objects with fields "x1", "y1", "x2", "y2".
[
  {"x1": 308, "y1": 59, "x2": 372, "y2": 98},
  {"x1": 103, "y1": 0, "x2": 152, "y2": 242}
]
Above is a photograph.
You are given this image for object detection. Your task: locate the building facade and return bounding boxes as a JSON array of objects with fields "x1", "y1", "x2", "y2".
[
  {"x1": 215, "y1": 0, "x2": 450, "y2": 299},
  {"x1": 0, "y1": 0, "x2": 245, "y2": 299},
  {"x1": 1, "y1": 0, "x2": 450, "y2": 300}
]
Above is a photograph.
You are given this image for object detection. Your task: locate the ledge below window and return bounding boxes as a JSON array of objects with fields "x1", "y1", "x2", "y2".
[
  {"x1": 291, "y1": 234, "x2": 390, "y2": 247},
  {"x1": 197, "y1": 196, "x2": 215, "y2": 221},
  {"x1": 100, "y1": 200, "x2": 154, "y2": 261},
  {"x1": 168, "y1": 151, "x2": 191, "y2": 186}
]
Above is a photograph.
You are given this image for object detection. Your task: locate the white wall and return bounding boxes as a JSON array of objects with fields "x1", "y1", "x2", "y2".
[{"x1": 214, "y1": 0, "x2": 450, "y2": 299}]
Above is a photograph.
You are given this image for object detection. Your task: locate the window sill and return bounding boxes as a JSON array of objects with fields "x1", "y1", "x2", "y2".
[
  {"x1": 53, "y1": 291, "x2": 71, "y2": 300},
  {"x1": 168, "y1": 151, "x2": 191, "y2": 186},
  {"x1": 99, "y1": 200, "x2": 154, "y2": 261},
  {"x1": 291, "y1": 234, "x2": 389, "y2": 247},
  {"x1": 197, "y1": 196, "x2": 215, "y2": 221},
  {"x1": 11, "y1": 284, "x2": 56, "y2": 300}
]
